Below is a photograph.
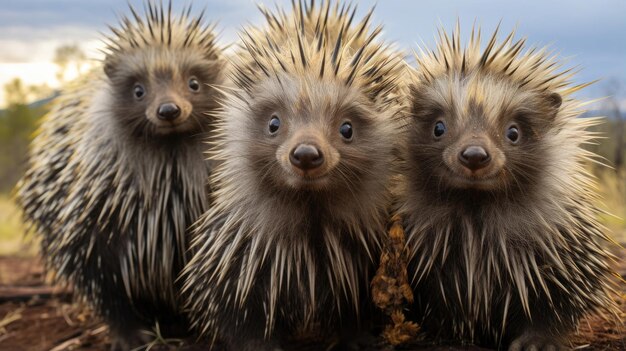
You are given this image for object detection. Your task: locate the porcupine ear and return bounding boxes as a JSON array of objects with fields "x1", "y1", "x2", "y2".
[
  {"x1": 409, "y1": 83, "x2": 427, "y2": 115},
  {"x1": 209, "y1": 57, "x2": 227, "y2": 79},
  {"x1": 544, "y1": 91, "x2": 563, "y2": 120},
  {"x1": 524, "y1": 92, "x2": 562, "y2": 131},
  {"x1": 103, "y1": 57, "x2": 117, "y2": 80},
  {"x1": 409, "y1": 82, "x2": 440, "y2": 123}
]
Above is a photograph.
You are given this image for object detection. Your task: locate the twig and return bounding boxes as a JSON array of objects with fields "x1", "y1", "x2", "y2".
[
  {"x1": 0, "y1": 286, "x2": 71, "y2": 303},
  {"x1": 0, "y1": 307, "x2": 24, "y2": 333},
  {"x1": 49, "y1": 325, "x2": 107, "y2": 351}
]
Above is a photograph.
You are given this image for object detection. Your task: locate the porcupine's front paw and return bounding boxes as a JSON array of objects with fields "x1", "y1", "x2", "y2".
[
  {"x1": 508, "y1": 329, "x2": 569, "y2": 351},
  {"x1": 109, "y1": 327, "x2": 153, "y2": 351},
  {"x1": 333, "y1": 332, "x2": 379, "y2": 351},
  {"x1": 229, "y1": 338, "x2": 284, "y2": 351}
]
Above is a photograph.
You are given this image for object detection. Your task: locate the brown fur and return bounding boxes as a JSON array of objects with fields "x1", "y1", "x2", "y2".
[
  {"x1": 15, "y1": 2, "x2": 225, "y2": 349},
  {"x1": 398, "y1": 24, "x2": 620, "y2": 350},
  {"x1": 106, "y1": 47, "x2": 221, "y2": 136},
  {"x1": 181, "y1": 1, "x2": 405, "y2": 350}
]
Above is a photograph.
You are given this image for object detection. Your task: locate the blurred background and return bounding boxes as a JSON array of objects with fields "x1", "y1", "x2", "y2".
[
  {"x1": 0, "y1": 0, "x2": 625, "y2": 246},
  {"x1": 4, "y1": 0, "x2": 625, "y2": 253},
  {"x1": 0, "y1": 1, "x2": 623, "y2": 349}
]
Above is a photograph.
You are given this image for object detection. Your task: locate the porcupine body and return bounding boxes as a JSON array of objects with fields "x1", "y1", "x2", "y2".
[
  {"x1": 17, "y1": 76, "x2": 91, "y2": 256},
  {"x1": 181, "y1": 1, "x2": 404, "y2": 349},
  {"x1": 15, "y1": 2, "x2": 225, "y2": 349},
  {"x1": 398, "y1": 25, "x2": 620, "y2": 350}
]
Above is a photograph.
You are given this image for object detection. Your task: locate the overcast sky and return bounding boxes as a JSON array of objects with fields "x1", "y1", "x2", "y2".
[{"x1": 0, "y1": 0, "x2": 624, "y2": 107}]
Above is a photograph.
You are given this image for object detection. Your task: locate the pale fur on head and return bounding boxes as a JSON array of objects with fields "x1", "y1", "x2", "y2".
[
  {"x1": 102, "y1": 1, "x2": 224, "y2": 136},
  {"x1": 399, "y1": 22, "x2": 620, "y2": 346},
  {"x1": 182, "y1": 0, "x2": 405, "y2": 343}
]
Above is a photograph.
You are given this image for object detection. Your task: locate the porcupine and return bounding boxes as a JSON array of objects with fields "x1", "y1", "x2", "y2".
[
  {"x1": 398, "y1": 23, "x2": 620, "y2": 350},
  {"x1": 15, "y1": 2, "x2": 225, "y2": 349},
  {"x1": 181, "y1": 1, "x2": 405, "y2": 349}
]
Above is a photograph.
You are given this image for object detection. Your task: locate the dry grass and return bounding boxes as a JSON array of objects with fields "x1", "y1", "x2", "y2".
[
  {"x1": 0, "y1": 306, "x2": 23, "y2": 336},
  {"x1": 594, "y1": 169, "x2": 626, "y2": 243},
  {"x1": 0, "y1": 195, "x2": 36, "y2": 257}
]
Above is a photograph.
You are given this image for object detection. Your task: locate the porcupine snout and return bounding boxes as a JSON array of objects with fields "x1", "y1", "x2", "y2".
[
  {"x1": 459, "y1": 145, "x2": 491, "y2": 171},
  {"x1": 157, "y1": 102, "x2": 182, "y2": 121},
  {"x1": 290, "y1": 143, "x2": 324, "y2": 171}
]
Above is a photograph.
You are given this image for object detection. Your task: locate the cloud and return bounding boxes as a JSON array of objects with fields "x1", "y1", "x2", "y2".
[
  {"x1": 0, "y1": 26, "x2": 102, "y2": 63},
  {"x1": 0, "y1": 0, "x2": 624, "y2": 106}
]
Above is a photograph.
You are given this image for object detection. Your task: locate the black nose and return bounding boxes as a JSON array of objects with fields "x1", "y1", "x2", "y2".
[
  {"x1": 157, "y1": 103, "x2": 181, "y2": 121},
  {"x1": 290, "y1": 144, "x2": 324, "y2": 171},
  {"x1": 459, "y1": 146, "x2": 491, "y2": 171}
]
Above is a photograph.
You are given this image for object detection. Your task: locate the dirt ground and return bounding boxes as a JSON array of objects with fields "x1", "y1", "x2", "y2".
[{"x1": 0, "y1": 255, "x2": 624, "y2": 351}]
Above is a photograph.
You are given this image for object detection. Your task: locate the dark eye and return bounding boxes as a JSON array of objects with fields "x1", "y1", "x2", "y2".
[
  {"x1": 188, "y1": 77, "x2": 200, "y2": 92},
  {"x1": 339, "y1": 122, "x2": 353, "y2": 141},
  {"x1": 506, "y1": 124, "x2": 520, "y2": 144},
  {"x1": 434, "y1": 121, "x2": 446, "y2": 138},
  {"x1": 268, "y1": 114, "x2": 280, "y2": 134},
  {"x1": 133, "y1": 84, "x2": 145, "y2": 100}
]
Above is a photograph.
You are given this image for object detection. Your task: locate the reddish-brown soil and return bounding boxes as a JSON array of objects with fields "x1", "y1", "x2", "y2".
[{"x1": 0, "y1": 255, "x2": 624, "y2": 351}]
